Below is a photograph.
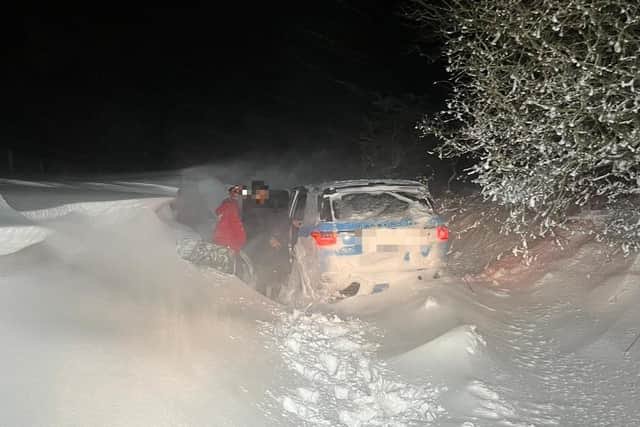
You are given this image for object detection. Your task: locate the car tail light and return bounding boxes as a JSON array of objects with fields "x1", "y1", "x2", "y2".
[
  {"x1": 436, "y1": 225, "x2": 449, "y2": 241},
  {"x1": 311, "y1": 231, "x2": 337, "y2": 246}
]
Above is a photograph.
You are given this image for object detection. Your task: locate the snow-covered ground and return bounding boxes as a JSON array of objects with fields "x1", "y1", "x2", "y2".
[{"x1": 1, "y1": 177, "x2": 639, "y2": 426}]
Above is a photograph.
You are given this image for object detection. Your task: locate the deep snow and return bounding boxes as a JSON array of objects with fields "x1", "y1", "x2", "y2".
[{"x1": 1, "y1": 176, "x2": 639, "y2": 426}]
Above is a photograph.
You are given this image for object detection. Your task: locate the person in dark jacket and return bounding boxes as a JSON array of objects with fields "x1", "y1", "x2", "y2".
[
  {"x1": 242, "y1": 202, "x2": 290, "y2": 296},
  {"x1": 212, "y1": 185, "x2": 247, "y2": 253}
]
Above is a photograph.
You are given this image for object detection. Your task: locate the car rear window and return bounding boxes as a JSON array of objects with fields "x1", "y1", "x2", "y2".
[{"x1": 331, "y1": 192, "x2": 422, "y2": 221}]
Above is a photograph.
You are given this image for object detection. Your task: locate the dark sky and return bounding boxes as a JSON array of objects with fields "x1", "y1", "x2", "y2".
[{"x1": 2, "y1": 2, "x2": 445, "y2": 173}]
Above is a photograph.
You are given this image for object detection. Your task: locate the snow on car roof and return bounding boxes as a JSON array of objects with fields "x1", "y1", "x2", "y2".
[
  {"x1": 322, "y1": 179, "x2": 424, "y2": 188},
  {"x1": 313, "y1": 179, "x2": 427, "y2": 193},
  {"x1": 312, "y1": 180, "x2": 431, "y2": 200}
]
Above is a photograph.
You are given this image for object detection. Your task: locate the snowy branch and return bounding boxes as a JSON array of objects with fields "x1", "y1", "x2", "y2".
[{"x1": 410, "y1": 0, "x2": 640, "y2": 255}]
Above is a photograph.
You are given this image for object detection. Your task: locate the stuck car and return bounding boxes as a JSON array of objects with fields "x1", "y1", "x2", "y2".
[{"x1": 283, "y1": 179, "x2": 449, "y2": 301}]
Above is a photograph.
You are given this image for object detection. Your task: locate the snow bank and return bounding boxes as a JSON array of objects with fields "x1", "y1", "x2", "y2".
[
  {"x1": 0, "y1": 195, "x2": 52, "y2": 255},
  {"x1": 0, "y1": 177, "x2": 177, "y2": 211},
  {"x1": 22, "y1": 197, "x2": 171, "y2": 223},
  {"x1": 0, "y1": 224, "x2": 51, "y2": 256},
  {"x1": 0, "y1": 177, "x2": 178, "y2": 195},
  {"x1": 0, "y1": 192, "x2": 171, "y2": 255},
  {"x1": 0, "y1": 185, "x2": 288, "y2": 426}
]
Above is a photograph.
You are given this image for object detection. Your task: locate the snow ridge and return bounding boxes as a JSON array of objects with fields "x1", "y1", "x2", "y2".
[
  {"x1": 0, "y1": 194, "x2": 52, "y2": 255},
  {"x1": 0, "y1": 195, "x2": 172, "y2": 255},
  {"x1": 266, "y1": 310, "x2": 445, "y2": 426},
  {"x1": 21, "y1": 198, "x2": 170, "y2": 222}
]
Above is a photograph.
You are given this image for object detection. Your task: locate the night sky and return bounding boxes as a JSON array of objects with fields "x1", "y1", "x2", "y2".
[{"x1": 3, "y1": 2, "x2": 446, "y2": 175}]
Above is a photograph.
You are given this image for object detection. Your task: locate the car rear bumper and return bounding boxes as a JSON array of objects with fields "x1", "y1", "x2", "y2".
[{"x1": 319, "y1": 266, "x2": 444, "y2": 296}]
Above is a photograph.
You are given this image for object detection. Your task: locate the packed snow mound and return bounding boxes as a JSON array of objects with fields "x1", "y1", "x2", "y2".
[
  {"x1": 389, "y1": 324, "x2": 487, "y2": 378},
  {"x1": 0, "y1": 224, "x2": 52, "y2": 256},
  {"x1": 265, "y1": 310, "x2": 445, "y2": 426},
  {"x1": 0, "y1": 195, "x2": 52, "y2": 255}
]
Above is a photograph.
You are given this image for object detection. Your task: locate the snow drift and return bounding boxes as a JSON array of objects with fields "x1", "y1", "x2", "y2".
[
  {"x1": 1, "y1": 178, "x2": 640, "y2": 426},
  {"x1": 0, "y1": 182, "x2": 286, "y2": 426}
]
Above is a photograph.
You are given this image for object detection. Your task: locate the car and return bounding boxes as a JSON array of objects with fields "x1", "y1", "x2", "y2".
[{"x1": 282, "y1": 179, "x2": 449, "y2": 301}]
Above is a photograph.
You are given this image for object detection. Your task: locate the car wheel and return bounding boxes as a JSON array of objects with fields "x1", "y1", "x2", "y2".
[{"x1": 339, "y1": 282, "x2": 361, "y2": 297}]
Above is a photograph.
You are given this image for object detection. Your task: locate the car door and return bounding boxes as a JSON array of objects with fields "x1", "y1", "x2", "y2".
[{"x1": 287, "y1": 187, "x2": 307, "y2": 255}]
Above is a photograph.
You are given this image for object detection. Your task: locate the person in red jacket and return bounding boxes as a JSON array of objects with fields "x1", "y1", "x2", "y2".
[{"x1": 212, "y1": 185, "x2": 247, "y2": 254}]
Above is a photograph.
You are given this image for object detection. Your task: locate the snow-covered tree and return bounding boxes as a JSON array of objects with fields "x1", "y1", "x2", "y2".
[{"x1": 409, "y1": 0, "x2": 640, "y2": 255}]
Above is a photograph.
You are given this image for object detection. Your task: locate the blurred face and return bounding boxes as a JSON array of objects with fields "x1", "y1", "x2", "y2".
[
  {"x1": 255, "y1": 189, "x2": 269, "y2": 204},
  {"x1": 229, "y1": 188, "x2": 241, "y2": 199}
]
